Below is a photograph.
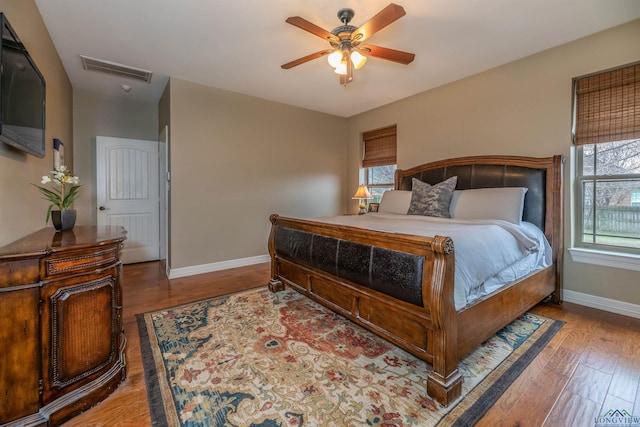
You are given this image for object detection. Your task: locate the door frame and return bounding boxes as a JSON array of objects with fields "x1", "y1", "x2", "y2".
[
  {"x1": 159, "y1": 125, "x2": 170, "y2": 275},
  {"x1": 95, "y1": 135, "x2": 164, "y2": 265}
]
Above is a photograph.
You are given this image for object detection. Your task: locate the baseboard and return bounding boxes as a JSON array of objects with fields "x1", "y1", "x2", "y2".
[
  {"x1": 167, "y1": 254, "x2": 270, "y2": 279},
  {"x1": 563, "y1": 289, "x2": 640, "y2": 319}
]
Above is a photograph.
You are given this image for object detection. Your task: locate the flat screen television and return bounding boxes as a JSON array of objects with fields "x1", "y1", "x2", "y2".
[{"x1": 0, "y1": 13, "x2": 46, "y2": 158}]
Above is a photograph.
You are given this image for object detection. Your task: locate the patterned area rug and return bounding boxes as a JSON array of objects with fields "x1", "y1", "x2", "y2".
[{"x1": 137, "y1": 287, "x2": 563, "y2": 427}]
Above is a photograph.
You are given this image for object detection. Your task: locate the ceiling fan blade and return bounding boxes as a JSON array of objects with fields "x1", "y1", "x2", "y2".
[
  {"x1": 285, "y1": 17, "x2": 339, "y2": 43},
  {"x1": 281, "y1": 49, "x2": 333, "y2": 69},
  {"x1": 359, "y1": 45, "x2": 415, "y2": 65},
  {"x1": 351, "y1": 4, "x2": 406, "y2": 43}
]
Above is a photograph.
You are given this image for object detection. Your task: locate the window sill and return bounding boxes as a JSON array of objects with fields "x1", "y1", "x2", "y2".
[{"x1": 568, "y1": 247, "x2": 640, "y2": 272}]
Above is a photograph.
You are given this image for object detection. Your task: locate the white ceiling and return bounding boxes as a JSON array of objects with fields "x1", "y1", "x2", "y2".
[{"x1": 34, "y1": 0, "x2": 640, "y2": 118}]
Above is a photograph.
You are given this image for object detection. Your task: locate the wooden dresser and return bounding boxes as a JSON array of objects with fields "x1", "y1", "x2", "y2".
[{"x1": 0, "y1": 226, "x2": 127, "y2": 426}]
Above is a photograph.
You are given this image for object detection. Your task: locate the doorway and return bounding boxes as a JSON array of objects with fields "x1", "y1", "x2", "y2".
[{"x1": 96, "y1": 136, "x2": 160, "y2": 264}]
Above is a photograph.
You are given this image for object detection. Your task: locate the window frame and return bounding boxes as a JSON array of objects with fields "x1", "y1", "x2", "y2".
[
  {"x1": 573, "y1": 142, "x2": 640, "y2": 256},
  {"x1": 364, "y1": 164, "x2": 397, "y2": 203}
]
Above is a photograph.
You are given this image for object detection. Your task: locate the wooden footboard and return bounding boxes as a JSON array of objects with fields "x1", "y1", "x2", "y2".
[{"x1": 267, "y1": 214, "x2": 463, "y2": 405}]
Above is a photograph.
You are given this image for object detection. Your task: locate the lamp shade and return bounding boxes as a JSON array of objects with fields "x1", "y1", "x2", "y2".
[
  {"x1": 352, "y1": 185, "x2": 372, "y2": 200},
  {"x1": 334, "y1": 61, "x2": 348, "y2": 75},
  {"x1": 327, "y1": 50, "x2": 342, "y2": 68},
  {"x1": 350, "y1": 51, "x2": 367, "y2": 70}
]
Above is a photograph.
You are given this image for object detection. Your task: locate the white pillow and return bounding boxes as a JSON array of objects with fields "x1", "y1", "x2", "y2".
[
  {"x1": 378, "y1": 190, "x2": 412, "y2": 214},
  {"x1": 449, "y1": 187, "x2": 528, "y2": 224}
]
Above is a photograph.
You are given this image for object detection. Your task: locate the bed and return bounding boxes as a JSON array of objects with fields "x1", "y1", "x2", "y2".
[{"x1": 267, "y1": 154, "x2": 564, "y2": 406}]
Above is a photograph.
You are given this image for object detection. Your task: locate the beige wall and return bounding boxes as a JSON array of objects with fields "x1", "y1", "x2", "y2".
[
  {"x1": 2, "y1": 0, "x2": 636, "y2": 308},
  {"x1": 72, "y1": 90, "x2": 158, "y2": 225},
  {"x1": 167, "y1": 78, "x2": 348, "y2": 269},
  {"x1": 348, "y1": 19, "x2": 640, "y2": 305},
  {"x1": 0, "y1": 0, "x2": 73, "y2": 245}
]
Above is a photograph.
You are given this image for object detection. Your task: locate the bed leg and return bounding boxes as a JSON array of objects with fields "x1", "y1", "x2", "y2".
[
  {"x1": 428, "y1": 324, "x2": 462, "y2": 406},
  {"x1": 268, "y1": 279, "x2": 285, "y2": 293},
  {"x1": 427, "y1": 370, "x2": 462, "y2": 407}
]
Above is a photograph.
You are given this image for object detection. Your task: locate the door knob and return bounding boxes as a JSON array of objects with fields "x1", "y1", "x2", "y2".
[{"x1": 99, "y1": 206, "x2": 110, "y2": 211}]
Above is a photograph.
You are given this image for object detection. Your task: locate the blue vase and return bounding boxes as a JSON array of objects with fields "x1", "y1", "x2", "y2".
[{"x1": 51, "y1": 210, "x2": 76, "y2": 231}]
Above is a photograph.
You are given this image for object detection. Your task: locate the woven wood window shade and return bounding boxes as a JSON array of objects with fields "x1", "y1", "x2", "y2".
[
  {"x1": 574, "y1": 63, "x2": 640, "y2": 145},
  {"x1": 362, "y1": 125, "x2": 397, "y2": 167}
]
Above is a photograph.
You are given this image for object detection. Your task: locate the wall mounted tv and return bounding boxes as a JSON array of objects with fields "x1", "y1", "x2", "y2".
[{"x1": 0, "y1": 13, "x2": 46, "y2": 158}]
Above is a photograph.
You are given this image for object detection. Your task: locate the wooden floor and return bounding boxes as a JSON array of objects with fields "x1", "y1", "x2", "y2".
[{"x1": 62, "y1": 261, "x2": 640, "y2": 427}]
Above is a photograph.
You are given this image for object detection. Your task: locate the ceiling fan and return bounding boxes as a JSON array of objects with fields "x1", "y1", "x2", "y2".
[{"x1": 281, "y1": 3, "x2": 415, "y2": 85}]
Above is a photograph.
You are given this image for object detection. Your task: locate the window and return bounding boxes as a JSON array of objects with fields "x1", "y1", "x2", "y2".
[
  {"x1": 573, "y1": 63, "x2": 640, "y2": 253},
  {"x1": 365, "y1": 164, "x2": 397, "y2": 203},
  {"x1": 362, "y1": 125, "x2": 397, "y2": 203}
]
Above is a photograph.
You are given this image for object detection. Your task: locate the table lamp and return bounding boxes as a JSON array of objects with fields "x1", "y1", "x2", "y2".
[{"x1": 352, "y1": 185, "x2": 373, "y2": 214}]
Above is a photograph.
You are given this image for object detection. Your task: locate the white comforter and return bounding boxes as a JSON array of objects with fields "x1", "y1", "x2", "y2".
[{"x1": 312, "y1": 213, "x2": 552, "y2": 310}]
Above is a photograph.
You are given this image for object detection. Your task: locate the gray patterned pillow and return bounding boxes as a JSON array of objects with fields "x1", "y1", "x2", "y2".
[{"x1": 407, "y1": 176, "x2": 458, "y2": 217}]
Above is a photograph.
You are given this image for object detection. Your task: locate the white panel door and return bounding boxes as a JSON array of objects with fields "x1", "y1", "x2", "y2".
[{"x1": 96, "y1": 136, "x2": 160, "y2": 264}]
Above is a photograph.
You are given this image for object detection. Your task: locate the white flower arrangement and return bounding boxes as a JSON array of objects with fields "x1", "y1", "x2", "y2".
[{"x1": 33, "y1": 165, "x2": 82, "y2": 224}]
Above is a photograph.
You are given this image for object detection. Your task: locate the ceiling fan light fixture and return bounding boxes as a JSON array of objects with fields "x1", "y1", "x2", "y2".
[
  {"x1": 282, "y1": 4, "x2": 414, "y2": 85},
  {"x1": 351, "y1": 51, "x2": 367, "y2": 70},
  {"x1": 327, "y1": 50, "x2": 343, "y2": 68}
]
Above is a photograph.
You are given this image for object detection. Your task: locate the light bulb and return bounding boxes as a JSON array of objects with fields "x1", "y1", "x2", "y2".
[
  {"x1": 327, "y1": 50, "x2": 342, "y2": 68},
  {"x1": 351, "y1": 51, "x2": 367, "y2": 70}
]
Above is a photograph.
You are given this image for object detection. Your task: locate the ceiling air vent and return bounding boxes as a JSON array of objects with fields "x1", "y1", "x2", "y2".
[{"x1": 80, "y1": 55, "x2": 153, "y2": 83}]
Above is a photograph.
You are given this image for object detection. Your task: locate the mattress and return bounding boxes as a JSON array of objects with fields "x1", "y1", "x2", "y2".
[{"x1": 312, "y1": 213, "x2": 552, "y2": 310}]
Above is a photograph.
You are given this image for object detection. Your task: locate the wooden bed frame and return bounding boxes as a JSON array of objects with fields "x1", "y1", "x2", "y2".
[{"x1": 267, "y1": 155, "x2": 564, "y2": 406}]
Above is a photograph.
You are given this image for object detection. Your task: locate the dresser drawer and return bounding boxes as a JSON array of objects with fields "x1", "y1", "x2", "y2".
[
  {"x1": 0, "y1": 258, "x2": 41, "y2": 289},
  {"x1": 43, "y1": 244, "x2": 119, "y2": 278}
]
